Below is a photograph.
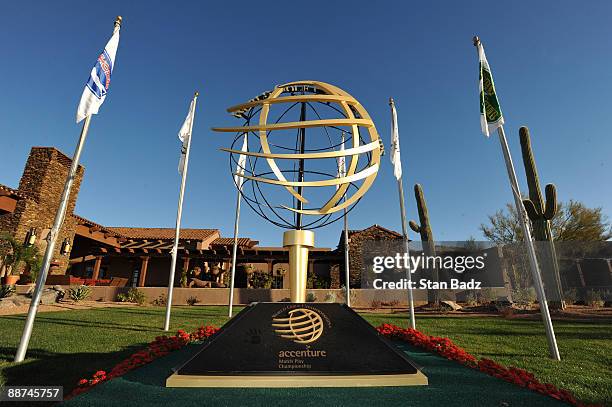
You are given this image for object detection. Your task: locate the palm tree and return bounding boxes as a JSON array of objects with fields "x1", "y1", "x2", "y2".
[{"x1": 0, "y1": 232, "x2": 42, "y2": 281}]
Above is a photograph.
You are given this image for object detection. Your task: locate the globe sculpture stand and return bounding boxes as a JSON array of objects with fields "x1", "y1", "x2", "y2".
[
  {"x1": 166, "y1": 81, "x2": 427, "y2": 388},
  {"x1": 283, "y1": 229, "x2": 314, "y2": 302}
]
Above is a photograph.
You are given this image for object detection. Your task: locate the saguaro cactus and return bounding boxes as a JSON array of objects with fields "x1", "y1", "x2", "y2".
[
  {"x1": 519, "y1": 126, "x2": 565, "y2": 309},
  {"x1": 409, "y1": 184, "x2": 439, "y2": 306}
]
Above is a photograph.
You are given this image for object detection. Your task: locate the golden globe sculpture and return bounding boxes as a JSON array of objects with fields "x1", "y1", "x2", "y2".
[{"x1": 213, "y1": 80, "x2": 383, "y2": 302}]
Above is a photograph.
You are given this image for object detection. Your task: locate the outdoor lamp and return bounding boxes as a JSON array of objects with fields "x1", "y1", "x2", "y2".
[
  {"x1": 60, "y1": 238, "x2": 71, "y2": 255},
  {"x1": 26, "y1": 227, "x2": 37, "y2": 246}
]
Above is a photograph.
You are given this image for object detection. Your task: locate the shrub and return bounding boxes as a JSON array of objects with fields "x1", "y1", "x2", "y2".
[
  {"x1": 151, "y1": 293, "x2": 167, "y2": 307},
  {"x1": 306, "y1": 292, "x2": 317, "y2": 303},
  {"x1": 0, "y1": 285, "x2": 16, "y2": 298},
  {"x1": 512, "y1": 288, "x2": 536, "y2": 309},
  {"x1": 586, "y1": 290, "x2": 604, "y2": 308},
  {"x1": 68, "y1": 285, "x2": 92, "y2": 302},
  {"x1": 186, "y1": 296, "x2": 200, "y2": 306},
  {"x1": 338, "y1": 286, "x2": 357, "y2": 305},
  {"x1": 563, "y1": 288, "x2": 578, "y2": 305},
  {"x1": 465, "y1": 291, "x2": 478, "y2": 306},
  {"x1": 116, "y1": 288, "x2": 146, "y2": 305},
  {"x1": 387, "y1": 299, "x2": 401, "y2": 307},
  {"x1": 479, "y1": 288, "x2": 497, "y2": 304},
  {"x1": 323, "y1": 291, "x2": 336, "y2": 303},
  {"x1": 249, "y1": 270, "x2": 273, "y2": 289}
]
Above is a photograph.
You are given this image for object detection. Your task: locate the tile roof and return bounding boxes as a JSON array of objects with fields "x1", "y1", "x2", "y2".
[
  {"x1": 73, "y1": 214, "x2": 123, "y2": 237},
  {"x1": 0, "y1": 183, "x2": 26, "y2": 199},
  {"x1": 106, "y1": 227, "x2": 219, "y2": 241},
  {"x1": 211, "y1": 237, "x2": 259, "y2": 248}
]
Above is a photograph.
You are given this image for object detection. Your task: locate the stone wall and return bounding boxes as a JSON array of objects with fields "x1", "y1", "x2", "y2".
[
  {"x1": 343, "y1": 226, "x2": 403, "y2": 288},
  {"x1": 0, "y1": 147, "x2": 84, "y2": 274},
  {"x1": 15, "y1": 285, "x2": 510, "y2": 307}
]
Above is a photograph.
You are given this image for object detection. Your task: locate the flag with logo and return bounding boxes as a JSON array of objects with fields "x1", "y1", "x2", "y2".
[
  {"x1": 390, "y1": 101, "x2": 402, "y2": 180},
  {"x1": 76, "y1": 26, "x2": 121, "y2": 123},
  {"x1": 477, "y1": 42, "x2": 504, "y2": 137},
  {"x1": 336, "y1": 132, "x2": 346, "y2": 190},
  {"x1": 178, "y1": 99, "x2": 195, "y2": 174},
  {"x1": 234, "y1": 134, "x2": 249, "y2": 190}
]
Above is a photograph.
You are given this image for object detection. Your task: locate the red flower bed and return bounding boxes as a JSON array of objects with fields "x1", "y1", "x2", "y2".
[
  {"x1": 67, "y1": 323, "x2": 594, "y2": 406},
  {"x1": 67, "y1": 326, "x2": 218, "y2": 399},
  {"x1": 376, "y1": 323, "x2": 595, "y2": 407}
]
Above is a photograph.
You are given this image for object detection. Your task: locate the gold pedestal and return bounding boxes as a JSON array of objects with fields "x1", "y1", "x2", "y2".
[{"x1": 283, "y1": 230, "x2": 315, "y2": 303}]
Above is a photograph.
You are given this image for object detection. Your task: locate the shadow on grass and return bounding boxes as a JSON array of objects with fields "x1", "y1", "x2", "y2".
[
  {"x1": 0, "y1": 314, "x2": 162, "y2": 333},
  {"x1": 0, "y1": 344, "x2": 147, "y2": 392}
]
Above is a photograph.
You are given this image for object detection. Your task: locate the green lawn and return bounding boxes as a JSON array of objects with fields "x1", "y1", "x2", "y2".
[{"x1": 0, "y1": 306, "x2": 610, "y2": 405}]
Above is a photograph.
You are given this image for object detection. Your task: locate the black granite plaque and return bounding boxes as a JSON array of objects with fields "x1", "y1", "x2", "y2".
[{"x1": 172, "y1": 303, "x2": 420, "y2": 377}]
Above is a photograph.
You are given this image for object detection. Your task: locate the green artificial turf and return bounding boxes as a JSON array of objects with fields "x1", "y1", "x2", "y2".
[
  {"x1": 63, "y1": 340, "x2": 565, "y2": 407},
  {"x1": 0, "y1": 306, "x2": 610, "y2": 405}
]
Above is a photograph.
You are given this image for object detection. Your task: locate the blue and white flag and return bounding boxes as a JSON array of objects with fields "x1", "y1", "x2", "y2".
[{"x1": 76, "y1": 25, "x2": 121, "y2": 123}]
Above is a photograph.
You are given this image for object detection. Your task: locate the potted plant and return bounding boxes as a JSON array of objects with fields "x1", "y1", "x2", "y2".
[{"x1": 0, "y1": 232, "x2": 41, "y2": 286}]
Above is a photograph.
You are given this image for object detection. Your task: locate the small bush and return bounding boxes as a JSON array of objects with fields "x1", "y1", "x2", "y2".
[
  {"x1": 465, "y1": 291, "x2": 478, "y2": 306},
  {"x1": 479, "y1": 288, "x2": 497, "y2": 304},
  {"x1": 68, "y1": 285, "x2": 92, "y2": 302},
  {"x1": 0, "y1": 285, "x2": 16, "y2": 298},
  {"x1": 323, "y1": 291, "x2": 336, "y2": 303},
  {"x1": 563, "y1": 288, "x2": 578, "y2": 305},
  {"x1": 586, "y1": 290, "x2": 604, "y2": 308},
  {"x1": 152, "y1": 293, "x2": 167, "y2": 307},
  {"x1": 186, "y1": 296, "x2": 200, "y2": 306},
  {"x1": 306, "y1": 292, "x2": 317, "y2": 303},
  {"x1": 116, "y1": 288, "x2": 146, "y2": 305},
  {"x1": 512, "y1": 288, "x2": 536, "y2": 309},
  {"x1": 249, "y1": 271, "x2": 273, "y2": 289}
]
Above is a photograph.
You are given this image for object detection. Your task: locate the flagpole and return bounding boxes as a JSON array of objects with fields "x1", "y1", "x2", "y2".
[
  {"x1": 14, "y1": 16, "x2": 122, "y2": 363},
  {"x1": 342, "y1": 204, "x2": 350, "y2": 306},
  {"x1": 496, "y1": 125, "x2": 560, "y2": 360},
  {"x1": 390, "y1": 98, "x2": 416, "y2": 330},
  {"x1": 337, "y1": 131, "x2": 351, "y2": 306},
  {"x1": 473, "y1": 36, "x2": 560, "y2": 360},
  {"x1": 228, "y1": 187, "x2": 241, "y2": 317},
  {"x1": 164, "y1": 92, "x2": 198, "y2": 332},
  {"x1": 15, "y1": 116, "x2": 92, "y2": 362}
]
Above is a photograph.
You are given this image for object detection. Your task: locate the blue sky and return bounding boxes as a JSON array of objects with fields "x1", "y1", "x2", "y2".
[{"x1": 0, "y1": 1, "x2": 610, "y2": 248}]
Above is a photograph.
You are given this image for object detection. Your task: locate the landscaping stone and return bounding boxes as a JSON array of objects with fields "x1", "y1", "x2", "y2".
[
  {"x1": 441, "y1": 300, "x2": 462, "y2": 311},
  {"x1": 40, "y1": 289, "x2": 59, "y2": 305},
  {"x1": 0, "y1": 298, "x2": 17, "y2": 309}
]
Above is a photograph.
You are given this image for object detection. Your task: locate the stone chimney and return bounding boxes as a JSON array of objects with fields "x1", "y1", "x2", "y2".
[{"x1": 10, "y1": 147, "x2": 85, "y2": 274}]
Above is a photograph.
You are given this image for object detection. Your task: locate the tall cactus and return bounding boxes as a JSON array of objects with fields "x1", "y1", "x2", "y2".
[
  {"x1": 519, "y1": 126, "x2": 565, "y2": 309},
  {"x1": 409, "y1": 184, "x2": 439, "y2": 305}
]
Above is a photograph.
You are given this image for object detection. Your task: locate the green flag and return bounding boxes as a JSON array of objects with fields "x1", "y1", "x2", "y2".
[{"x1": 478, "y1": 42, "x2": 504, "y2": 137}]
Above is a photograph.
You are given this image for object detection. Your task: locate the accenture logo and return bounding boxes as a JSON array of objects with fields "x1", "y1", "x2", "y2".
[{"x1": 272, "y1": 308, "x2": 324, "y2": 344}]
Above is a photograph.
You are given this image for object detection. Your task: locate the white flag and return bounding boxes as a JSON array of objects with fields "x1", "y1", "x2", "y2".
[
  {"x1": 477, "y1": 42, "x2": 504, "y2": 137},
  {"x1": 336, "y1": 132, "x2": 346, "y2": 190},
  {"x1": 390, "y1": 101, "x2": 402, "y2": 180},
  {"x1": 234, "y1": 134, "x2": 248, "y2": 190},
  {"x1": 76, "y1": 26, "x2": 121, "y2": 123},
  {"x1": 178, "y1": 99, "x2": 196, "y2": 174}
]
